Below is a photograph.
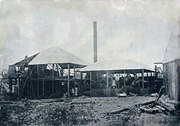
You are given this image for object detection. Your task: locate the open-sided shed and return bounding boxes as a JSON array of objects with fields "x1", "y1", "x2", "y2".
[{"x1": 80, "y1": 59, "x2": 159, "y2": 96}]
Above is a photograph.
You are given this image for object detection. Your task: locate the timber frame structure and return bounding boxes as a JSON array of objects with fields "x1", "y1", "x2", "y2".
[
  {"x1": 9, "y1": 59, "x2": 85, "y2": 99},
  {"x1": 80, "y1": 60, "x2": 163, "y2": 96},
  {"x1": 7, "y1": 46, "x2": 86, "y2": 99},
  {"x1": 81, "y1": 69, "x2": 162, "y2": 96},
  {"x1": 21, "y1": 63, "x2": 84, "y2": 99}
]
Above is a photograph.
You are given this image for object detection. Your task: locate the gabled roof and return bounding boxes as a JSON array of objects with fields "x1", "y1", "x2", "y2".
[
  {"x1": 29, "y1": 46, "x2": 86, "y2": 68},
  {"x1": 80, "y1": 59, "x2": 153, "y2": 73}
]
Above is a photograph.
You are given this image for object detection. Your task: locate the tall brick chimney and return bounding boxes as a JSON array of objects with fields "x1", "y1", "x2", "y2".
[{"x1": 93, "y1": 21, "x2": 97, "y2": 63}]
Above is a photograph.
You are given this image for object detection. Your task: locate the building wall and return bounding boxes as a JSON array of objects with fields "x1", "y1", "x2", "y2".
[
  {"x1": 176, "y1": 60, "x2": 180, "y2": 101},
  {"x1": 163, "y1": 59, "x2": 180, "y2": 102}
]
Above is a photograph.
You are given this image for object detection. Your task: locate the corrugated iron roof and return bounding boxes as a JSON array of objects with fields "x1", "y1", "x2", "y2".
[
  {"x1": 80, "y1": 59, "x2": 153, "y2": 72},
  {"x1": 29, "y1": 46, "x2": 86, "y2": 67}
]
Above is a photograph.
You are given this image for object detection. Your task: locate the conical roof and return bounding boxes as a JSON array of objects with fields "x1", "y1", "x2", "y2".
[{"x1": 29, "y1": 46, "x2": 86, "y2": 67}]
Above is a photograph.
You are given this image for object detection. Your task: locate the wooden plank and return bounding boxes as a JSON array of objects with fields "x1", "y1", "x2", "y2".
[
  {"x1": 109, "y1": 100, "x2": 155, "y2": 114},
  {"x1": 71, "y1": 101, "x2": 92, "y2": 104}
]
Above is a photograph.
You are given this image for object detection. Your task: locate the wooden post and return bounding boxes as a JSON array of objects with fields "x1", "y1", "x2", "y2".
[
  {"x1": 73, "y1": 64, "x2": 76, "y2": 88},
  {"x1": 18, "y1": 78, "x2": 20, "y2": 97},
  {"x1": 73, "y1": 65, "x2": 75, "y2": 79},
  {"x1": 29, "y1": 70, "x2": 32, "y2": 99},
  {"x1": 27, "y1": 78, "x2": 29, "y2": 98},
  {"x1": 73, "y1": 64, "x2": 76, "y2": 97},
  {"x1": 9, "y1": 78, "x2": 12, "y2": 93},
  {"x1": 52, "y1": 64, "x2": 55, "y2": 94},
  {"x1": 146, "y1": 72, "x2": 149, "y2": 90},
  {"x1": 124, "y1": 71, "x2": 126, "y2": 87},
  {"x1": 18, "y1": 79, "x2": 21, "y2": 98},
  {"x1": 106, "y1": 71, "x2": 109, "y2": 88},
  {"x1": 37, "y1": 65, "x2": 39, "y2": 97},
  {"x1": 67, "y1": 64, "x2": 70, "y2": 97},
  {"x1": 90, "y1": 72, "x2": 92, "y2": 97},
  {"x1": 142, "y1": 69, "x2": 144, "y2": 89},
  {"x1": 31, "y1": 79, "x2": 35, "y2": 99},
  {"x1": 43, "y1": 79, "x2": 45, "y2": 97},
  {"x1": 96, "y1": 72, "x2": 98, "y2": 84}
]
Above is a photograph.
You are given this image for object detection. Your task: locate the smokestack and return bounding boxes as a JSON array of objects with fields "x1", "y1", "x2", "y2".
[{"x1": 93, "y1": 21, "x2": 97, "y2": 63}]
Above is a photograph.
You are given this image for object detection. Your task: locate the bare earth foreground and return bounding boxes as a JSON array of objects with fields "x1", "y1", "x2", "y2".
[{"x1": 0, "y1": 96, "x2": 180, "y2": 126}]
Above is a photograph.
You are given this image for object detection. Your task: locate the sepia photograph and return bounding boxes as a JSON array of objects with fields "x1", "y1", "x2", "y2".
[{"x1": 0, "y1": 0, "x2": 180, "y2": 125}]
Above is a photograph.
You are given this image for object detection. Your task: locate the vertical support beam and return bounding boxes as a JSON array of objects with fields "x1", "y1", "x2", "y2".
[
  {"x1": 67, "y1": 64, "x2": 70, "y2": 97},
  {"x1": 29, "y1": 70, "x2": 35, "y2": 98},
  {"x1": 124, "y1": 71, "x2": 126, "y2": 87},
  {"x1": 73, "y1": 64, "x2": 75, "y2": 79},
  {"x1": 9, "y1": 78, "x2": 12, "y2": 93},
  {"x1": 37, "y1": 65, "x2": 39, "y2": 97},
  {"x1": 20, "y1": 78, "x2": 22, "y2": 98},
  {"x1": 142, "y1": 69, "x2": 144, "y2": 89},
  {"x1": 31, "y1": 77, "x2": 35, "y2": 99},
  {"x1": 150, "y1": 72, "x2": 152, "y2": 89},
  {"x1": 54, "y1": 64, "x2": 57, "y2": 94},
  {"x1": 73, "y1": 64, "x2": 76, "y2": 97},
  {"x1": 147, "y1": 72, "x2": 149, "y2": 91},
  {"x1": 27, "y1": 78, "x2": 29, "y2": 98},
  {"x1": 96, "y1": 72, "x2": 98, "y2": 84},
  {"x1": 73, "y1": 64, "x2": 76, "y2": 87},
  {"x1": 52, "y1": 64, "x2": 55, "y2": 94},
  {"x1": 27, "y1": 68, "x2": 30, "y2": 98},
  {"x1": 43, "y1": 79, "x2": 44, "y2": 97},
  {"x1": 90, "y1": 72, "x2": 92, "y2": 97},
  {"x1": 106, "y1": 71, "x2": 109, "y2": 88},
  {"x1": 18, "y1": 78, "x2": 20, "y2": 97}
]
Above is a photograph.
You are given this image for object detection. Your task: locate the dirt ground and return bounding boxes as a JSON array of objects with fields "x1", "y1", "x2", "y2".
[{"x1": 0, "y1": 96, "x2": 180, "y2": 126}]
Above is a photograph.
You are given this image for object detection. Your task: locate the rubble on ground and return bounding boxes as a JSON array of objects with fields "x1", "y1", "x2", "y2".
[
  {"x1": 0, "y1": 99, "x2": 95, "y2": 126},
  {"x1": 0, "y1": 96, "x2": 180, "y2": 126}
]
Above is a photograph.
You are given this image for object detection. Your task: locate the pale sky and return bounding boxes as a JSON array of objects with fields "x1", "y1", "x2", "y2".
[{"x1": 0, "y1": 0, "x2": 180, "y2": 69}]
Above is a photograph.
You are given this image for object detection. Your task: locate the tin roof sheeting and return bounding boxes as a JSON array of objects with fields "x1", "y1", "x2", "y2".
[
  {"x1": 29, "y1": 46, "x2": 86, "y2": 67},
  {"x1": 80, "y1": 59, "x2": 153, "y2": 72}
]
